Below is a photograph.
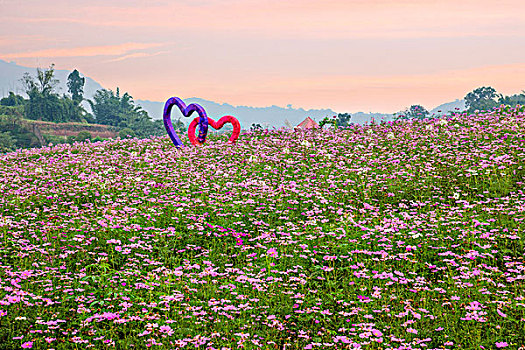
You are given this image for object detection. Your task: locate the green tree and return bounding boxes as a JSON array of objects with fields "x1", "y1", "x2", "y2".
[
  {"x1": 89, "y1": 88, "x2": 163, "y2": 138},
  {"x1": 0, "y1": 131, "x2": 16, "y2": 153},
  {"x1": 395, "y1": 105, "x2": 430, "y2": 120},
  {"x1": 498, "y1": 91, "x2": 525, "y2": 107},
  {"x1": 0, "y1": 92, "x2": 26, "y2": 106},
  {"x1": 20, "y1": 64, "x2": 88, "y2": 123},
  {"x1": 336, "y1": 113, "x2": 352, "y2": 127},
  {"x1": 250, "y1": 123, "x2": 262, "y2": 131},
  {"x1": 21, "y1": 64, "x2": 59, "y2": 95},
  {"x1": 465, "y1": 86, "x2": 498, "y2": 112},
  {"x1": 319, "y1": 116, "x2": 337, "y2": 129},
  {"x1": 67, "y1": 69, "x2": 85, "y2": 104}
]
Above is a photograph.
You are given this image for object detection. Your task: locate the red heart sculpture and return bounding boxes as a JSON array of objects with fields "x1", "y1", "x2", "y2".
[{"x1": 188, "y1": 115, "x2": 241, "y2": 146}]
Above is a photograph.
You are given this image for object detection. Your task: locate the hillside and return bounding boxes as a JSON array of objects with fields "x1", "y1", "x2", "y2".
[
  {"x1": 0, "y1": 110, "x2": 117, "y2": 149},
  {"x1": 0, "y1": 106, "x2": 524, "y2": 349}
]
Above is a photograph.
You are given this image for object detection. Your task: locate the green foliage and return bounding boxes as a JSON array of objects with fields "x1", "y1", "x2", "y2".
[
  {"x1": 498, "y1": 91, "x2": 525, "y2": 107},
  {"x1": 88, "y1": 88, "x2": 164, "y2": 138},
  {"x1": 250, "y1": 123, "x2": 262, "y2": 131},
  {"x1": 42, "y1": 134, "x2": 69, "y2": 146},
  {"x1": 319, "y1": 116, "x2": 337, "y2": 128},
  {"x1": 0, "y1": 131, "x2": 15, "y2": 153},
  {"x1": 395, "y1": 104, "x2": 430, "y2": 120},
  {"x1": 0, "y1": 105, "x2": 24, "y2": 118},
  {"x1": 0, "y1": 117, "x2": 40, "y2": 149},
  {"x1": 76, "y1": 131, "x2": 92, "y2": 142},
  {"x1": 0, "y1": 92, "x2": 26, "y2": 106},
  {"x1": 20, "y1": 64, "x2": 59, "y2": 95},
  {"x1": 67, "y1": 69, "x2": 85, "y2": 104},
  {"x1": 21, "y1": 64, "x2": 90, "y2": 123},
  {"x1": 119, "y1": 128, "x2": 135, "y2": 139},
  {"x1": 336, "y1": 113, "x2": 352, "y2": 127},
  {"x1": 465, "y1": 86, "x2": 498, "y2": 112}
]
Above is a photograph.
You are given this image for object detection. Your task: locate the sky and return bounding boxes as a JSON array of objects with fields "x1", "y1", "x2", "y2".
[{"x1": 1, "y1": 0, "x2": 524, "y2": 113}]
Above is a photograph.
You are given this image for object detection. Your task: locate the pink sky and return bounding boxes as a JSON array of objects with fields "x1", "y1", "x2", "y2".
[{"x1": 1, "y1": 0, "x2": 524, "y2": 113}]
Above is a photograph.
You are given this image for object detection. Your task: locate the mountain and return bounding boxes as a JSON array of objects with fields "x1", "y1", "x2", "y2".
[
  {"x1": 136, "y1": 98, "x2": 338, "y2": 128},
  {"x1": 431, "y1": 99, "x2": 466, "y2": 115}
]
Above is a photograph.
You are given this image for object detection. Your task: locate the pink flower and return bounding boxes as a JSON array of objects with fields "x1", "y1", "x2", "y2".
[
  {"x1": 267, "y1": 248, "x2": 278, "y2": 258},
  {"x1": 496, "y1": 342, "x2": 508, "y2": 348},
  {"x1": 21, "y1": 342, "x2": 33, "y2": 349}
]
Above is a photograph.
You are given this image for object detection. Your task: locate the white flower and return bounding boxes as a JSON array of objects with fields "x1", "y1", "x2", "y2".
[
  {"x1": 301, "y1": 140, "x2": 311, "y2": 147},
  {"x1": 283, "y1": 148, "x2": 290, "y2": 154},
  {"x1": 425, "y1": 125, "x2": 434, "y2": 131},
  {"x1": 453, "y1": 192, "x2": 460, "y2": 200},
  {"x1": 438, "y1": 119, "x2": 448, "y2": 126},
  {"x1": 386, "y1": 132, "x2": 395, "y2": 139}
]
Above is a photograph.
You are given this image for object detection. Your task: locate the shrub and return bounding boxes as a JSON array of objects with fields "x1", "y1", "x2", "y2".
[{"x1": 119, "y1": 128, "x2": 135, "y2": 139}]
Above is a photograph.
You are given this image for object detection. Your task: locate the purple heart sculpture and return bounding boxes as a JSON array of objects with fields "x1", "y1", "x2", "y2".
[{"x1": 163, "y1": 97, "x2": 209, "y2": 148}]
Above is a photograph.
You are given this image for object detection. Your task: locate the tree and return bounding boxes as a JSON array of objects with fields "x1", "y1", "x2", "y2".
[
  {"x1": 67, "y1": 69, "x2": 85, "y2": 104},
  {"x1": 89, "y1": 88, "x2": 164, "y2": 138},
  {"x1": 336, "y1": 113, "x2": 352, "y2": 127},
  {"x1": 465, "y1": 86, "x2": 498, "y2": 112},
  {"x1": 89, "y1": 88, "x2": 145, "y2": 127},
  {"x1": 395, "y1": 105, "x2": 430, "y2": 120},
  {"x1": 319, "y1": 116, "x2": 337, "y2": 129},
  {"x1": 498, "y1": 91, "x2": 525, "y2": 107},
  {"x1": 21, "y1": 64, "x2": 59, "y2": 95},
  {"x1": 0, "y1": 92, "x2": 26, "y2": 106},
  {"x1": 250, "y1": 123, "x2": 262, "y2": 131},
  {"x1": 20, "y1": 64, "x2": 88, "y2": 122}
]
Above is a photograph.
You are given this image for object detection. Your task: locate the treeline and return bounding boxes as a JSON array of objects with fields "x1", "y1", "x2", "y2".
[
  {"x1": 1, "y1": 64, "x2": 185, "y2": 152},
  {"x1": 395, "y1": 87, "x2": 525, "y2": 121}
]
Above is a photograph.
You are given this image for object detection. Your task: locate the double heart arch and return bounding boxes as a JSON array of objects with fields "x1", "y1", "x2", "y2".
[{"x1": 163, "y1": 97, "x2": 240, "y2": 148}]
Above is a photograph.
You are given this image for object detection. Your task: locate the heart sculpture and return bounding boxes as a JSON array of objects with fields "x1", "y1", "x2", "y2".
[
  {"x1": 188, "y1": 115, "x2": 241, "y2": 146},
  {"x1": 163, "y1": 97, "x2": 209, "y2": 148}
]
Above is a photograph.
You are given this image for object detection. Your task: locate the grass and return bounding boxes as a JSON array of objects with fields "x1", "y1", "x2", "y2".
[{"x1": 0, "y1": 105, "x2": 524, "y2": 349}]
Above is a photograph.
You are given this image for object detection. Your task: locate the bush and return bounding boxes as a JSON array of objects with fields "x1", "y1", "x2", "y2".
[
  {"x1": 76, "y1": 131, "x2": 92, "y2": 142},
  {"x1": 0, "y1": 131, "x2": 15, "y2": 153},
  {"x1": 43, "y1": 134, "x2": 68, "y2": 146},
  {"x1": 119, "y1": 128, "x2": 135, "y2": 139}
]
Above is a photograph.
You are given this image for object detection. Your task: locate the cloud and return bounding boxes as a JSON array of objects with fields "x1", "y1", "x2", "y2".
[
  {"x1": 0, "y1": 42, "x2": 163, "y2": 59},
  {"x1": 105, "y1": 50, "x2": 170, "y2": 63}
]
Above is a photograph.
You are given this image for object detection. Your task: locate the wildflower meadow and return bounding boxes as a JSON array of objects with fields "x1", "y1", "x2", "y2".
[{"x1": 0, "y1": 106, "x2": 524, "y2": 349}]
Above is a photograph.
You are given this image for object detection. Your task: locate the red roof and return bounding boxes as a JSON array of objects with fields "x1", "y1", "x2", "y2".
[{"x1": 296, "y1": 117, "x2": 319, "y2": 129}]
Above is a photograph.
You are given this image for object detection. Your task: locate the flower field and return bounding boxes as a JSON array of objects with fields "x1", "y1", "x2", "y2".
[{"x1": 1, "y1": 106, "x2": 524, "y2": 349}]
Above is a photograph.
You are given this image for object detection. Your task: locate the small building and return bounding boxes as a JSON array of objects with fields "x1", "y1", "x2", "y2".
[{"x1": 296, "y1": 117, "x2": 319, "y2": 129}]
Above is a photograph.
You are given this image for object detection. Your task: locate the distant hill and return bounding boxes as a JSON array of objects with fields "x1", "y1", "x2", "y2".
[
  {"x1": 430, "y1": 99, "x2": 466, "y2": 115},
  {"x1": 0, "y1": 59, "x2": 104, "y2": 102},
  {"x1": 136, "y1": 98, "x2": 337, "y2": 128},
  {"x1": 1, "y1": 59, "x2": 467, "y2": 127}
]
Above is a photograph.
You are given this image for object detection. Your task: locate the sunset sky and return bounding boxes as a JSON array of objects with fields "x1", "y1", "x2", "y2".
[{"x1": 1, "y1": 0, "x2": 524, "y2": 113}]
